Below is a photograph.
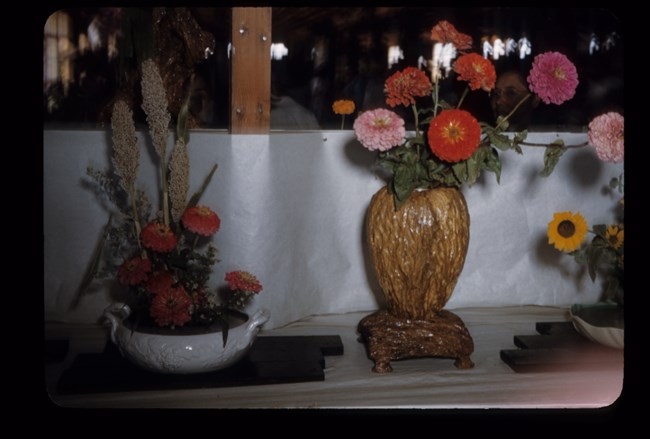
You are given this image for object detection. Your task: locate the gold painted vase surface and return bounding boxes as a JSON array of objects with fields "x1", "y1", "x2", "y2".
[{"x1": 367, "y1": 186, "x2": 470, "y2": 320}]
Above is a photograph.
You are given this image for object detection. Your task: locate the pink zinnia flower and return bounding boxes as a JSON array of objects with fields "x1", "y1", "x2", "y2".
[
  {"x1": 353, "y1": 109, "x2": 405, "y2": 152},
  {"x1": 588, "y1": 112, "x2": 624, "y2": 163},
  {"x1": 527, "y1": 52, "x2": 579, "y2": 105},
  {"x1": 181, "y1": 205, "x2": 221, "y2": 236},
  {"x1": 149, "y1": 285, "x2": 192, "y2": 327}
]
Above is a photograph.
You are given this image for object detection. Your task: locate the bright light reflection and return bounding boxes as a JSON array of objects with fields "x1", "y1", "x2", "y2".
[
  {"x1": 271, "y1": 43, "x2": 289, "y2": 60},
  {"x1": 388, "y1": 45, "x2": 404, "y2": 69}
]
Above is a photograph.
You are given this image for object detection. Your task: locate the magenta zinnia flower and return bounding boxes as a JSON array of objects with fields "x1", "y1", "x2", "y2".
[
  {"x1": 588, "y1": 112, "x2": 624, "y2": 163},
  {"x1": 353, "y1": 109, "x2": 405, "y2": 152},
  {"x1": 527, "y1": 52, "x2": 579, "y2": 105}
]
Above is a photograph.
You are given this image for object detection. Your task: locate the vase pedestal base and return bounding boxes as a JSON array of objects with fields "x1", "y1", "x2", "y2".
[{"x1": 357, "y1": 309, "x2": 474, "y2": 373}]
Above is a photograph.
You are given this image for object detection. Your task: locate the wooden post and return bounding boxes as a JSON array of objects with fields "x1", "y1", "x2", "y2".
[{"x1": 230, "y1": 7, "x2": 271, "y2": 134}]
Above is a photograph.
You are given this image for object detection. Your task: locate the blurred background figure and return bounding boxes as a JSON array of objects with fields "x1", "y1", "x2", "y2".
[{"x1": 490, "y1": 70, "x2": 540, "y2": 131}]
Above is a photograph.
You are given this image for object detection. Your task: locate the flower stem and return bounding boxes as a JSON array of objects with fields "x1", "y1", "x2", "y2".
[
  {"x1": 161, "y1": 155, "x2": 170, "y2": 227},
  {"x1": 411, "y1": 103, "x2": 420, "y2": 139},
  {"x1": 520, "y1": 140, "x2": 588, "y2": 148},
  {"x1": 456, "y1": 87, "x2": 469, "y2": 109},
  {"x1": 129, "y1": 185, "x2": 143, "y2": 249},
  {"x1": 341, "y1": 115, "x2": 345, "y2": 130},
  {"x1": 433, "y1": 79, "x2": 440, "y2": 118},
  {"x1": 495, "y1": 93, "x2": 531, "y2": 131}
]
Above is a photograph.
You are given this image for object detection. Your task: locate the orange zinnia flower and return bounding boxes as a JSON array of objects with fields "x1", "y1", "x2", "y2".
[
  {"x1": 225, "y1": 271, "x2": 263, "y2": 294},
  {"x1": 332, "y1": 99, "x2": 355, "y2": 115},
  {"x1": 454, "y1": 53, "x2": 496, "y2": 92},
  {"x1": 427, "y1": 109, "x2": 481, "y2": 163},
  {"x1": 141, "y1": 222, "x2": 177, "y2": 253},
  {"x1": 117, "y1": 256, "x2": 152, "y2": 286},
  {"x1": 384, "y1": 67, "x2": 432, "y2": 108},
  {"x1": 149, "y1": 285, "x2": 192, "y2": 327},
  {"x1": 181, "y1": 205, "x2": 221, "y2": 236},
  {"x1": 430, "y1": 20, "x2": 472, "y2": 51}
]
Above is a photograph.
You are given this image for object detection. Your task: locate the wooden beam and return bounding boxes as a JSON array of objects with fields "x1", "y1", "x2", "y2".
[{"x1": 230, "y1": 7, "x2": 271, "y2": 134}]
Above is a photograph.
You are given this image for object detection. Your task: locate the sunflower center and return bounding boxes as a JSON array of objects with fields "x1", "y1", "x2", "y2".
[
  {"x1": 557, "y1": 220, "x2": 575, "y2": 238},
  {"x1": 608, "y1": 235, "x2": 619, "y2": 246},
  {"x1": 553, "y1": 67, "x2": 566, "y2": 80}
]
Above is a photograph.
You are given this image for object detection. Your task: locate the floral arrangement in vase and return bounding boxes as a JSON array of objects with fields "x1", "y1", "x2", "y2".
[
  {"x1": 547, "y1": 112, "x2": 624, "y2": 305},
  {"x1": 348, "y1": 20, "x2": 582, "y2": 209},
  {"x1": 349, "y1": 20, "x2": 622, "y2": 373},
  {"x1": 76, "y1": 59, "x2": 262, "y2": 346}
]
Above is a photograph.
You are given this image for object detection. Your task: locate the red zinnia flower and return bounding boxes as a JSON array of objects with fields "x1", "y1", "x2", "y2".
[
  {"x1": 430, "y1": 20, "x2": 472, "y2": 51},
  {"x1": 427, "y1": 109, "x2": 481, "y2": 163},
  {"x1": 527, "y1": 51, "x2": 579, "y2": 105},
  {"x1": 225, "y1": 271, "x2": 263, "y2": 294},
  {"x1": 384, "y1": 67, "x2": 432, "y2": 108},
  {"x1": 117, "y1": 255, "x2": 152, "y2": 286},
  {"x1": 149, "y1": 285, "x2": 192, "y2": 327},
  {"x1": 181, "y1": 205, "x2": 221, "y2": 236},
  {"x1": 454, "y1": 53, "x2": 496, "y2": 92},
  {"x1": 145, "y1": 271, "x2": 175, "y2": 295},
  {"x1": 141, "y1": 222, "x2": 177, "y2": 253}
]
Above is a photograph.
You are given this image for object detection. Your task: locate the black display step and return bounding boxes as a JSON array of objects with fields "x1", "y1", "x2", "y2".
[
  {"x1": 500, "y1": 321, "x2": 623, "y2": 373},
  {"x1": 54, "y1": 335, "x2": 343, "y2": 395}
]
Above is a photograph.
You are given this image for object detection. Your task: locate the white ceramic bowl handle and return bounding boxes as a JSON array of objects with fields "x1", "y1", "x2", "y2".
[
  {"x1": 247, "y1": 308, "x2": 270, "y2": 334},
  {"x1": 102, "y1": 303, "x2": 131, "y2": 344}
]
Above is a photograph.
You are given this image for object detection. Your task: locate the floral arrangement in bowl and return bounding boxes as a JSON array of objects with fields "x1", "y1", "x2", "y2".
[
  {"x1": 547, "y1": 111, "x2": 624, "y2": 305},
  {"x1": 345, "y1": 20, "x2": 588, "y2": 209},
  {"x1": 76, "y1": 59, "x2": 263, "y2": 346}
]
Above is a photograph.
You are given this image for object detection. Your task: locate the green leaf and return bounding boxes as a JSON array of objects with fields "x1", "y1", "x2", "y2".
[
  {"x1": 482, "y1": 147, "x2": 502, "y2": 184},
  {"x1": 488, "y1": 131, "x2": 513, "y2": 151},
  {"x1": 514, "y1": 129, "x2": 528, "y2": 143},
  {"x1": 70, "y1": 214, "x2": 112, "y2": 309},
  {"x1": 451, "y1": 161, "x2": 468, "y2": 183},
  {"x1": 439, "y1": 100, "x2": 454, "y2": 110},
  {"x1": 393, "y1": 164, "x2": 416, "y2": 206},
  {"x1": 587, "y1": 246, "x2": 604, "y2": 282},
  {"x1": 592, "y1": 224, "x2": 607, "y2": 237},
  {"x1": 539, "y1": 145, "x2": 567, "y2": 177},
  {"x1": 216, "y1": 315, "x2": 230, "y2": 348},
  {"x1": 176, "y1": 82, "x2": 192, "y2": 144},
  {"x1": 466, "y1": 147, "x2": 486, "y2": 186},
  {"x1": 495, "y1": 116, "x2": 509, "y2": 131},
  {"x1": 187, "y1": 163, "x2": 218, "y2": 208}
]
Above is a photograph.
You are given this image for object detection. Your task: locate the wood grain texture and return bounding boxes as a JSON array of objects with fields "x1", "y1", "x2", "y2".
[
  {"x1": 367, "y1": 186, "x2": 470, "y2": 320},
  {"x1": 230, "y1": 8, "x2": 271, "y2": 133}
]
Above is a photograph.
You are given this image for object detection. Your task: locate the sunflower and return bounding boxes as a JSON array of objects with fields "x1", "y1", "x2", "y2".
[
  {"x1": 547, "y1": 211, "x2": 588, "y2": 252},
  {"x1": 605, "y1": 225, "x2": 624, "y2": 250}
]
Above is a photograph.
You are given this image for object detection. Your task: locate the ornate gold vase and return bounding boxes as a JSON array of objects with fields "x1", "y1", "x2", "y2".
[{"x1": 358, "y1": 186, "x2": 475, "y2": 372}]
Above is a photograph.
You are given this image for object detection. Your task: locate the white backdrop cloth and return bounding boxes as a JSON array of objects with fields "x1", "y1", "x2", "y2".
[{"x1": 43, "y1": 130, "x2": 623, "y2": 329}]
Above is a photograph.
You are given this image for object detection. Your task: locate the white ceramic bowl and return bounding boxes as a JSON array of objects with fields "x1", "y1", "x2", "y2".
[
  {"x1": 570, "y1": 303, "x2": 624, "y2": 350},
  {"x1": 103, "y1": 303, "x2": 270, "y2": 374}
]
